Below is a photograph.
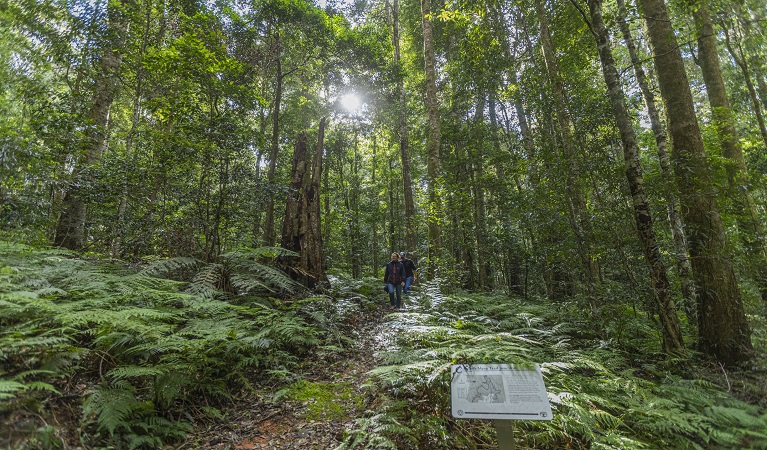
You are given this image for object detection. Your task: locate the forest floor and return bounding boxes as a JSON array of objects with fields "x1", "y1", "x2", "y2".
[{"x1": 179, "y1": 295, "x2": 404, "y2": 449}]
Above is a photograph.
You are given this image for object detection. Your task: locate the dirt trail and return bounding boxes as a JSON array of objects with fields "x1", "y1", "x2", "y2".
[{"x1": 180, "y1": 299, "x2": 398, "y2": 450}]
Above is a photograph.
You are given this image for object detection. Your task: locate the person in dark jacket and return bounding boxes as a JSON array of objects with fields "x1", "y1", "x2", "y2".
[
  {"x1": 399, "y1": 252, "x2": 417, "y2": 295},
  {"x1": 384, "y1": 252, "x2": 406, "y2": 309}
]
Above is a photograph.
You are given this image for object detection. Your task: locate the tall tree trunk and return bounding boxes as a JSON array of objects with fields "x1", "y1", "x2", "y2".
[
  {"x1": 757, "y1": 76, "x2": 767, "y2": 112},
  {"x1": 616, "y1": 0, "x2": 696, "y2": 318},
  {"x1": 280, "y1": 119, "x2": 328, "y2": 287},
  {"x1": 535, "y1": 0, "x2": 599, "y2": 296},
  {"x1": 487, "y1": 0, "x2": 529, "y2": 294},
  {"x1": 55, "y1": 0, "x2": 130, "y2": 250},
  {"x1": 694, "y1": 3, "x2": 767, "y2": 310},
  {"x1": 264, "y1": 31, "x2": 283, "y2": 247},
  {"x1": 586, "y1": 0, "x2": 684, "y2": 353},
  {"x1": 731, "y1": 3, "x2": 767, "y2": 136},
  {"x1": 470, "y1": 95, "x2": 489, "y2": 289},
  {"x1": 113, "y1": 2, "x2": 153, "y2": 257},
  {"x1": 421, "y1": 0, "x2": 441, "y2": 275},
  {"x1": 391, "y1": 0, "x2": 416, "y2": 254},
  {"x1": 721, "y1": 27, "x2": 767, "y2": 150},
  {"x1": 371, "y1": 134, "x2": 380, "y2": 277},
  {"x1": 351, "y1": 126, "x2": 361, "y2": 278},
  {"x1": 637, "y1": 0, "x2": 753, "y2": 364},
  {"x1": 305, "y1": 118, "x2": 327, "y2": 284}
]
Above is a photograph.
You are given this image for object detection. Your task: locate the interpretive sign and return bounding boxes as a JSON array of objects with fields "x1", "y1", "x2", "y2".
[{"x1": 450, "y1": 364, "x2": 553, "y2": 421}]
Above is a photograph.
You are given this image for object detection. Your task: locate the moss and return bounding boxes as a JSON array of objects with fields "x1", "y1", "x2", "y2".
[{"x1": 285, "y1": 380, "x2": 363, "y2": 421}]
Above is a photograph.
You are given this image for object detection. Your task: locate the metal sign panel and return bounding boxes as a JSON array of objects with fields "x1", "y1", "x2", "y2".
[{"x1": 450, "y1": 364, "x2": 553, "y2": 420}]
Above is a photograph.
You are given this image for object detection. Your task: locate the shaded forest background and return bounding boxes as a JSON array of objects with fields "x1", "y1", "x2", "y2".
[
  {"x1": 3, "y1": 0, "x2": 767, "y2": 357},
  {"x1": 1, "y1": 0, "x2": 767, "y2": 445}
]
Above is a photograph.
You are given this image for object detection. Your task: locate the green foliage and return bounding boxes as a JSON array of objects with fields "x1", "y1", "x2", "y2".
[
  {"x1": 342, "y1": 283, "x2": 767, "y2": 449},
  {"x1": 0, "y1": 240, "x2": 322, "y2": 447},
  {"x1": 337, "y1": 402, "x2": 415, "y2": 450}
]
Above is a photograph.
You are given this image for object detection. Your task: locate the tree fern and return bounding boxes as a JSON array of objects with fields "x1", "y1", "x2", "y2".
[
  {"x1": 138, "y1": 256, "x2": 202, "y2": 278},
  {"x1": 187, "y1": 262, "x2": 224, "y2": 298}
]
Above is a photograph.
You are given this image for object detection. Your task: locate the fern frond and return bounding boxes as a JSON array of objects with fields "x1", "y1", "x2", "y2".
[
  {"x1": 25, "y1": 381, "x2": 60, "y2": 393},
  {"x1": 227, "y1": 259, "x2": 303, "y2": 294},
  {"x1": 221, "y1": 247, "x2": 299, "y2": 260},
  {"x1": 184, "y1": 263, "x2": 224, "y2": 299},
  {"x1": 83, "y1": 384, "x2": 138, "y2": 436},
  {"x1": 0, "y1": 380, "x2": 27, "y2": 399},
  {"x1": 229, "y1": 273, "x2": 271, "y2": 294},
  {"x1": 139, "y1": 257, "x2": 203, "y2": 277},
  {"x1": 107, "y1": 365, "x2": 167, "y2": 381}
]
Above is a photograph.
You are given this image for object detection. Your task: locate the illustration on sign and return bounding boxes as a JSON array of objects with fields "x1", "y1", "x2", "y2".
[{"x1": 451, "y1": 364, "x2": 553, "y2": 420}]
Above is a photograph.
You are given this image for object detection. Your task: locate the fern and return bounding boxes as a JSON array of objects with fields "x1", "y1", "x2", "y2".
[
  {"x1": 187, "y1": 262, "x2": 223, "y2": 298},
  {"x1": 138, "y1": 256, "x2": 202, "y2": 278},
  {"x1": 337, "y1": 404, "x2": 415, "y2": 449},
  {"x1": 226, "y1": 258, "x2": 304, "y2": 294},
  {"x1": 107, "y1": 365, "x2": 167, "y2": 381},
  {"x1": 0, "y1": 240, "x2": 328, "y2": 448},
  {"x1": 0, "y1": 379, "x2": 27, "y2": 400},
  {"x1": 83, "y1": 383, "x2": 138, "y2": 436}
]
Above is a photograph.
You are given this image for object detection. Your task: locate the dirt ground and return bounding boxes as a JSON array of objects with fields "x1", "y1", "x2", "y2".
[{"x1": 178, "y1": 302, "x2": 397, "y2": 450}]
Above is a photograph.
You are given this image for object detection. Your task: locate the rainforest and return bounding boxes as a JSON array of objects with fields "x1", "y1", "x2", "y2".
[{"x1": 1, "y1": 0, "x2": 766, "y2": 447}]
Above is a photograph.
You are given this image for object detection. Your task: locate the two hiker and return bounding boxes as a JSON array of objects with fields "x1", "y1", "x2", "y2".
[{"x1": 383, "y1": 251, "x2": 417, "y2": 309}]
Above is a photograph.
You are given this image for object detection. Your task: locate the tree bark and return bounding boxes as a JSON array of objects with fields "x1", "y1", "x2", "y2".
[
  {"x1": 264, "y1": 30, "x2": 283, "y2": 247},
  {"x1": 392, "y1": 0, "x2": 416, "y2": 254},
  {"x1": 421, "y1": 0, "x2": 441, "y2": 275},
  {"x1": 280, "y1": 119, "x2": 328, "y2": 288},
  {"x1": 721, "y1": 26, "x2": 767, "y2": 150},
  {"x1": 586, "y1": 0, "x2": 684, "y2": 353},
  {"x1": 470, "y1": 95, "x2": 489, "y2": 289},
  {"x1": 694, "y1": 3, "x2": 767, "y2": 310},
  {"x1": 112, "y1": 2, "x2": 152, "y2": 258},
  {"x1": 55, "y1": 0, "x2": 130, "y2": 250},
  {"x1": 535, "y1": 0, "x2": 599, "y2": 296},
  {"x1": 351, "y1": 125, "x2": 361, "y2": 278},
  {"x1": 616, "y1": 0, "x2": 696, "y2": 318},
  {"x1": 637, "y1": 0, "x2": 753, "y2": 364}
]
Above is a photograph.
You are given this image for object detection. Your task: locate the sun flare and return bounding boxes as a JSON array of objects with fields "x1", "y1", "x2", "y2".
[{"x1": 341, "y1": 93, "x2": 361, "y2": 112}]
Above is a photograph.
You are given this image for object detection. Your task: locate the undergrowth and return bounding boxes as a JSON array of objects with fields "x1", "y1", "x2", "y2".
[
  {"x1": 0, "y1": 240, "x2": 324, "y2": 449},
  {"x1": 341, "y1": 282, "x2": 767, "y2": 449},
  {"x1": 3, "y1": 240, "x2": 766, "y2": 450}
]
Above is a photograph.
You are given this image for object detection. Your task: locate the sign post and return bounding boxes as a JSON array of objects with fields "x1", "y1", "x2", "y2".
[
  {"x1": 494, "y1": 419, "x2": 516, "y2": 450},
  {"x1": 450, "y1": 364, "x2": 552, "y2": 450}
]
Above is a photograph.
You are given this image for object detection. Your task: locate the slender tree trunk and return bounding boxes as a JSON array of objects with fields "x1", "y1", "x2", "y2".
[
  {"x1": 113, "y1": 2, "x2": 152, "y2": 257},
  {"x1": 421, "y1": 0, "x2": 441, "y2": 275},
  {"x1": 694, "y1": 4, "x2": 767, "y2": 310},
  {"x1": 351, "y1": 125, "x2": 361, "y2": 278},
  {"x1": 535, "y1": 0, "x2": 599, "y2": 296},
  {"x1": 731, "y1": 3, "x2": 767, "y2": 130},
  {"x1": 264, "y1": 31, "x2": 283, "y2": 247},
  {"x1": 55, "y1": 0, "x2": 131, "y2": 250},
  {"x1": 253, "y1": 81, "x2": 270, "y2": 247},
  {"x1": 391, "y1": 0, "x2": 416, "y2": 254},
  {"x1": 637, "y1": 0, "x2": 753, "y2": 364},
  {"x1": 487, "y1": 0, "x2": 529, "y2": 293},
  {"x1": 616, "y1": 0, "x2": 696, "y2": 317},
  {"x1": 470, "y1": 95, "x2": 489, "y2": 289},
  {"x1": 388, "y1": 158, "x2": 396, "y2": 251},
  {"x1": 757, "y1": 76, "x2": 767, "y2": 112},
  {"x1": 586, "y1": 0, "x2": 684, "y2": 353},
  {"x1": 721, "y1": 27, "x2": 767, "y2": 149},
  {"x1": 371, "y1": 133, "x2": 379, "y2": 277}
]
